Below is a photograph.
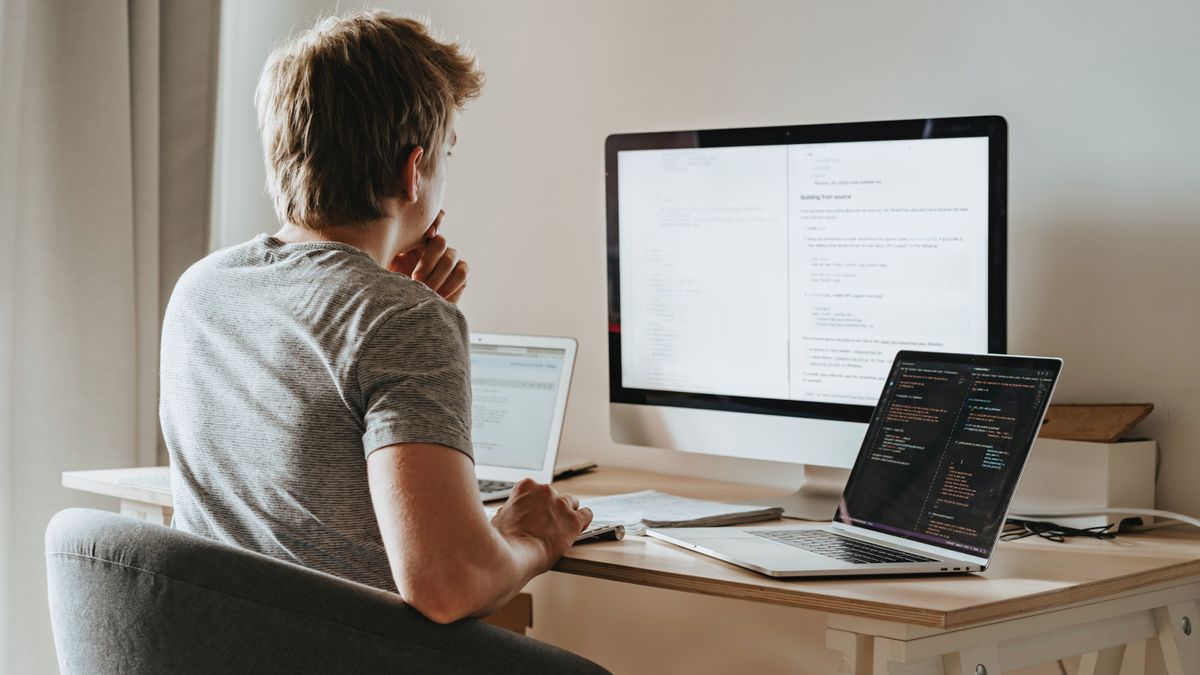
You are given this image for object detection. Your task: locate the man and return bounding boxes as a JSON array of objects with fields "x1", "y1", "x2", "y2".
[{"x1": 160, "y1": 9, "x2": 593, "y2": 632}]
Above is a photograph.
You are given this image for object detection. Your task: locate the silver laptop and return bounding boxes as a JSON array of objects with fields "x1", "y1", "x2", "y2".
[
  {"x1": 469, "y1": 333, "x2": 579, "y2": 502},
  {"x1": 647, "y1": 351, "x2": 1062, "y2": 577}
]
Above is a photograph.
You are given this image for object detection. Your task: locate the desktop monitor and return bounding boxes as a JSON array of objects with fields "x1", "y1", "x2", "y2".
[{"x1": 605, "y1": 116, "x2": 1007, "y2": 518}]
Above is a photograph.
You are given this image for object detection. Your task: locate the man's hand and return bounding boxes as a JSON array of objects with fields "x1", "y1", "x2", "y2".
[
  {"x1": 491, "y1": 479, "x2": 593, "y2": 571},
  {"x1": 390, "y1": 210, "x2": 469, "y2": 303},
  {"x1": 368, "y1": 445, "x2": 581, "y2": 623}
]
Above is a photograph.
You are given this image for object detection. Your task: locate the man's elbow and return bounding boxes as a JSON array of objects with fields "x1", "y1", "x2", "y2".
[
  {"x1": 398, "y1": 573, "x2": 480, "y2": 625},
  {"x1": 405, "y1": 590, "x2": 471, "y2": 625}
]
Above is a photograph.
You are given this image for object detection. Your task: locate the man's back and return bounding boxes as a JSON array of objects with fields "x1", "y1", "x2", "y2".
[
  {"x1": 155, "y1": 10, "x2": 594, "y2": 629},
  {"x1": 160, "y1": 234, "x2": 472, "y2": 591}
]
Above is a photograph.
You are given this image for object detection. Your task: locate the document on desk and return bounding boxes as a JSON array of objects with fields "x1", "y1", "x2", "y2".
[{"x1": 579, "y1": 490, "x2": 783, "y2": 535}]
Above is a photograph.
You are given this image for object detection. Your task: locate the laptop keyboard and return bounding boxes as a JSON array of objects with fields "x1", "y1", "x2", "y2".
[
  {"x1": 749, "y1": 529, "x2": 936, "y2": 565},
  {"x1": 478, "y1": 479, "x2": 515, "y2": 494}
]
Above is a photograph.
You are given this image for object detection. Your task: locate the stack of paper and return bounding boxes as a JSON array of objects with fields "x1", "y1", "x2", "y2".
[{"x1": 580, "y1": 490, "x2": 783, "y2": 535}]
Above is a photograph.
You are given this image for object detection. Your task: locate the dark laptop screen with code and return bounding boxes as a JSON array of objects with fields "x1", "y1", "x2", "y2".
[{"x1": 835, "y1": 352, "x2": 1061, "y2": 558}]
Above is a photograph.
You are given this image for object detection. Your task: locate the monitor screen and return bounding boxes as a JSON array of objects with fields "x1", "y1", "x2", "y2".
[
  {"x1": 470, "y1": 343, "x2": 567, "y2": 470},
  {"x1": 607, "y1": 117, "x2": 1006, "y2": 426},
  {"x1": 835, "y1": 352, "x2": 1061, "y2": 557}
]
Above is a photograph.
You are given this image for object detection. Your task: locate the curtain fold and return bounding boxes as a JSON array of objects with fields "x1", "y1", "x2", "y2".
[
  {"x1": 0, "y1": 0, "x2": 219, "y2": 670},
  {"x1": 0, "y1": 0, "x2": 29, "y2": 668},
  {"x1": 131, "y1": 0, "x2": 163, "y2": 468}
]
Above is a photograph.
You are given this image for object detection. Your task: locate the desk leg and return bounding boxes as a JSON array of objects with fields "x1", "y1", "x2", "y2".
[
  {"x1": 119, "y1": 499, "x2": 172, "y2": 526},
  {"x1": 1153, "y1": 601, "x2": 1199, "y2": 675},
  {"x1": 827, "y1": 628, "x2": 873, "y2": 675},
  {"x1": 1078, "y1": 645, "x2": 1125, "y2": 675},
  {"x1": 482, "y1": 593, "x2": 533, "y2": 636}
]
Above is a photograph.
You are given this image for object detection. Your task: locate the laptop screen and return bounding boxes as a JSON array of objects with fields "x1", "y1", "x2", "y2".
[
  {"x1": 470, "y1": 343, "x2": 568, "y2": 470},
  {"x1": 835, "y1": 352, "x2": 1061, "y2": 558}
]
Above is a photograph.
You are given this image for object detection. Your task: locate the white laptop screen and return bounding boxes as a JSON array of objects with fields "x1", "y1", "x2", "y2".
[{"x1": 470, "y1": 343, "x2": 567, "y2": 470}]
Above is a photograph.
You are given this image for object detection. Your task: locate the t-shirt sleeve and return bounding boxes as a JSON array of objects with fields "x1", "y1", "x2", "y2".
[{"x1": 356, "y1": 298, "x2": 473, "y2": 461}]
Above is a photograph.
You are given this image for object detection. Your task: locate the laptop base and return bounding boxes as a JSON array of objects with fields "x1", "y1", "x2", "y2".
[{"x1": 647, "y1": 526, "x2": 979, "y2": 578}]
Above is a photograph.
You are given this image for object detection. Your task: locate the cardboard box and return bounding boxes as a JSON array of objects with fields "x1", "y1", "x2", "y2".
[{"x1": 1012, "y1": 437, "x2": 1158, "y2": 529}]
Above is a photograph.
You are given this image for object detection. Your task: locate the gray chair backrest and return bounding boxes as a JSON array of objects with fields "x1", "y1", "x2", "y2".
[{"x1": 45, "y1": 508, "x2": 606, "y2": 674}]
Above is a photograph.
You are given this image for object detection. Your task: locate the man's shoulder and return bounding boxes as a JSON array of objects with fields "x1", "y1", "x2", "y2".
[
  {"x1": 186, "y1": 235, "x2": 442, "y2": 300},
  {"x1": 276, "y1": 243, "x2": 468, "y2": 350},
  {"x1": 326, "y1": 250, "x2": 444, "y2": 312},
  {"x1": 169, "y1": 235, "x2": 462, "y2": 338}
]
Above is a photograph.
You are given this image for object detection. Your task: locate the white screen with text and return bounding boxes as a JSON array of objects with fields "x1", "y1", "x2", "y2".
[
  {"x1": 471, "y1": 345, "x2": 565, "y2": 470},
  {"x1": 617, "y1": 137, "x2": 989, "y2": 406}
]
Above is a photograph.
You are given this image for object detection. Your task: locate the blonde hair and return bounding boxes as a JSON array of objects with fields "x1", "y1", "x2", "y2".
[{"x1": 255, "y1": 11, "x2": 483, "y2": 228}]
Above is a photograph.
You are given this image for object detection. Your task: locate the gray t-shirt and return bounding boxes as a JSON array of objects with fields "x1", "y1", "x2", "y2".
[{"x1": 160, "y1": 234, "x2": 472, "y2": 592}]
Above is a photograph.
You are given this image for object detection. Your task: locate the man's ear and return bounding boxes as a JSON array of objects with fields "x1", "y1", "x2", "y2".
[{"x1": 400, "y1": 146, "x2": 424, "y2": 203}]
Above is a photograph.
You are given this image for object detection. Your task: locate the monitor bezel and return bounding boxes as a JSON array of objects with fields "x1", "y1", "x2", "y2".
[{"x1": 605, "y1": 115, "x2": 1008, "y2": 424}]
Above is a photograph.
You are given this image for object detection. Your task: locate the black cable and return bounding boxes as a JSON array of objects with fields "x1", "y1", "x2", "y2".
[{"x1": 1001, "y1": 518, "x2": 1117, "y2": 543}]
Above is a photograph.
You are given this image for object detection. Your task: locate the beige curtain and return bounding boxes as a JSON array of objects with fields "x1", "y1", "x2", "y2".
[{"x1": 0, "y1": 0, "x2": 219, "y2": 669}]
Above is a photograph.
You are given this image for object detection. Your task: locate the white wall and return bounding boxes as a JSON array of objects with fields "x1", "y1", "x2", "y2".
[{"x1": 214, "y1": 2, "x2": 1200, "y2": 672}]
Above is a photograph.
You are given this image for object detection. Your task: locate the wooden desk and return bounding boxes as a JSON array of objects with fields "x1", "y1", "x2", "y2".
[
  {"x1": 64, "y1": 466, "x2": 1200, "y2": 675},
  {"x1": 63, "y1": 466, "x2": 174, "y2": 524}
]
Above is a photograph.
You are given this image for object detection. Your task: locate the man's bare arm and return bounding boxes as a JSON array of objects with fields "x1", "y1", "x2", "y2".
[{"x1": 367, "y1": 443, "x2": 590, "y2": 623}]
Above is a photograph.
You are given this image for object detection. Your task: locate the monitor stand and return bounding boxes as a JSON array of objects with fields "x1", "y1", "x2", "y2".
[{"x1": 741, "y1": 465, "x2": 851, "y2": 521}]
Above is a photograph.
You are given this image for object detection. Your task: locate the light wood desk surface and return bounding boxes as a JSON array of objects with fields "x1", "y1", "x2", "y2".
[
  {"x1": 63, "y1": 466, "x2": 173, "y2": 507},
  {"x1": 552, "y1": 468, "x2": 1200, "y2": 630},
  {"x1": 62, "y1": 464, "x2": 1200, "y2": 628},
  {"x1": 63, "y1": 465, "x2": 1200, "y2": 674}
]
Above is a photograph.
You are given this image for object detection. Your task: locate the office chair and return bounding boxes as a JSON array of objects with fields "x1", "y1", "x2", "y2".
[{"x1": 45, "y1": 508, "x2": 606, "y2": 674}]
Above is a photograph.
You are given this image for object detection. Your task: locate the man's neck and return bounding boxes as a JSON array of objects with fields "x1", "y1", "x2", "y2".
[{"x1": 273, "y1": 220, "x2": 404, "y2": 268}]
